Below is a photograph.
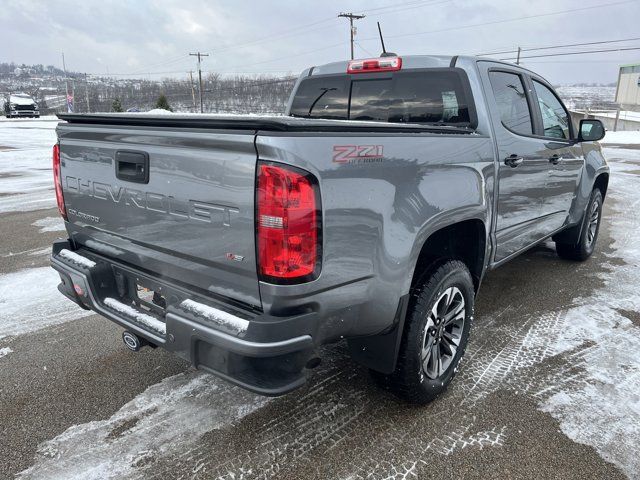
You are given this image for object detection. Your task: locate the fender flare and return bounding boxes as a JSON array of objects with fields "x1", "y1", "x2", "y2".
[
  {"x1": 349, "y1": 213, "x2": 488, "y2": 374},
  {"x1": 553, "y1": 171, "x2": 609, "y2": 245}
]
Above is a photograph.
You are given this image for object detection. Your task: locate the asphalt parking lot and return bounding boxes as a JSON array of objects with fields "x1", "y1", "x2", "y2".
[{"x1": 1, "y1": 117, "x2": 639, "y2": 479}]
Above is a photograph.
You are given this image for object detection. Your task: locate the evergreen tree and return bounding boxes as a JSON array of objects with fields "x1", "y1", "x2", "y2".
[
  {"x1": 155, "y1": 93, "x2": 172, "y2": 112},
  {"x1": 111, "y1": 98, "x2": 123, "y2": 112}
]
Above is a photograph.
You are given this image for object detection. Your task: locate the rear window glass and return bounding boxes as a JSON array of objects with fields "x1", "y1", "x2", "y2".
[{"x1": 289, "y1": 70, "x2": 474, "y2": 127}]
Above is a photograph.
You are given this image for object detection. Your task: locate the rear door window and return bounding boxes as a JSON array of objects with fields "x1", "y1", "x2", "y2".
[
  {"x1": 488, "y1": 71, "x2": 533, "y2": 135},
  {"x1": 290, "y1": 70, "x2": 474, "y2": 127}
]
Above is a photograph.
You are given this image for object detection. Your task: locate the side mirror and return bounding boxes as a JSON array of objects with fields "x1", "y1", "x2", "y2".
[{"x1": 578, "y1": 119, "x2": 605, "y2": 142}]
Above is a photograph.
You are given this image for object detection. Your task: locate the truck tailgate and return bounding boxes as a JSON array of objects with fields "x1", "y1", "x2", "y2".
[{"x1": 57, "y1": 123, "x2": 261, "y2": 308}]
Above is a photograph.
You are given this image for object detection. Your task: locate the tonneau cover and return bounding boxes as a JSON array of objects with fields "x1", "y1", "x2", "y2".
[{"x1": 57, "y1": 113, "x2": 473, "y2": 134}]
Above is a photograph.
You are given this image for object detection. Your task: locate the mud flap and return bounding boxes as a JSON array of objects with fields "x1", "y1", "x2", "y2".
[{"x1": 347, "y1": 295, "x2": 409, "y2": 374}]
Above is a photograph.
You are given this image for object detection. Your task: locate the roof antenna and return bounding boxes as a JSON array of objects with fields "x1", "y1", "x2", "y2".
[{"x1": 377, "y1": 22, "x2": 397, "y2": 57}]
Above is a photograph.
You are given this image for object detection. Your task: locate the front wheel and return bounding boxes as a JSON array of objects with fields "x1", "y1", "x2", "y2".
[
  {"x1": 385, "y1": 260, "x2": 474, "y2": 404},
  {"x1": 556, "y1": 188, "x2": 603, "y2": 261}
]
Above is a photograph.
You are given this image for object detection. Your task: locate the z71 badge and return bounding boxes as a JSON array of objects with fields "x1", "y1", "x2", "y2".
[{"x1": 332, "y1": 145, "x2": 384, "y2": 164}]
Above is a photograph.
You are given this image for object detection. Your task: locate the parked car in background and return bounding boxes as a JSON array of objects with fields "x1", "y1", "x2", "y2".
[{"x1": 3, "y1": 93, "x2": 40, "y2": 118}]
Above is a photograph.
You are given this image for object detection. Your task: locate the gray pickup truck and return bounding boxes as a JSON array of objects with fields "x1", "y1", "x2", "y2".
[{"x1": 50, "y1": 55, "x2": 608, "y2": 404}]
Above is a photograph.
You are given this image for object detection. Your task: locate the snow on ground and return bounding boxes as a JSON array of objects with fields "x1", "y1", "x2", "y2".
[
  {"x1": 0, "y1": 346, "x2": 12, "y2": 359},
  {"x1": 31, "y1": 216, "x2": 65, "y2": 233},
  {"x1": 601, "y1": 130, "x2": 640, "y2": 145},
  {"x1": 4, "y1": 114, "x2": 640, "y2": 479},
  {"x1": 18, "y1": 371, "x2": 269, "y2": 480},
  {"x1": 0, "y1": 117, "x2": 58, "y2": 214},
  {"x1": 0, "y1": 267, "x2": 92, "y2": 340},
  {"x1": 535, "y1": 154, "x2": 640, "y2": 477},
  {"x1": 586, "y1": 109, "x2": 640, "y2": 123},
  {"x1": 1, "y1": 246, "x2": 51, "y2": 258},
  {"x1": 448, "y1": 142, "x2": 640, "y2": 478}
]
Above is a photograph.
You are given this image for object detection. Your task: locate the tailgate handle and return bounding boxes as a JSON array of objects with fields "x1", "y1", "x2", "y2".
[{"x1": 115, "y1": 151, "x2": 149, "y2": 184}]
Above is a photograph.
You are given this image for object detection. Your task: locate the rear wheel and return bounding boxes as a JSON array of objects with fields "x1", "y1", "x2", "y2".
[
  {"x1": 556, "y1": 189, "x2": 603, "y2": 261},
  {"x1": 384, "y1": 260, "x2": 474, "y2": 404}
]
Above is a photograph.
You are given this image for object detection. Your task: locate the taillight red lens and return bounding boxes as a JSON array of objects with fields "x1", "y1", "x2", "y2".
[
  {"x1": 257, "y1": 162, "x2": 320, "y2": 282},
  {"x1": 52, "y1": 144, "x2": 67, "y2": 220}
]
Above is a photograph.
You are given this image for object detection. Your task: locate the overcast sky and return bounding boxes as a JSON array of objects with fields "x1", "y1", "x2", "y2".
[{"x1": 2, "y1": 0, "x2": 639, "y2": 84}]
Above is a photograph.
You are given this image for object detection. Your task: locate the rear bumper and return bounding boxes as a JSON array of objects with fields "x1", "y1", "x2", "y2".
[{"x1": 50, "y1": 240, "x2": 317, "y2": 395}]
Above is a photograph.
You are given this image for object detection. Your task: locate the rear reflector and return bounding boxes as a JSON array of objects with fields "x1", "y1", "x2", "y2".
[
  {"x1": 347, "y1": 56, "x2": 402, "y2": 74},
  {"x1": 52, "y1": 144, "x2": 67, "y2": 220},
  {"x1": 256, "y1": 162, "x2": 321, "y2": 283}
]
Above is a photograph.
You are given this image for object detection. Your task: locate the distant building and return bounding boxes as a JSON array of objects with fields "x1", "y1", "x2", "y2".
[{"x1": 615, "y1": 63, "x2": 640, "y2": 109}]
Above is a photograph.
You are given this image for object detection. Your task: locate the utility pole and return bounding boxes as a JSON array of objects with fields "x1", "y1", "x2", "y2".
[
  {"x1": 338, "y1": 12, "x2": 365, "y2": 60},
  {"x1": 84, "y1": 73, "x2": 91, "y2": 113},
  {"x1": 189, "y1": 52, "x2": 209, "y2": 113},
  {"x1": 61, "y1": 52, "x2": 72, "y2": 113},
  {"x1": 188, "y1": 70, "x2": 197, "y2": 112},
  {"x1": 516, "y1": 47, "x2": 521, "y2": 65}
]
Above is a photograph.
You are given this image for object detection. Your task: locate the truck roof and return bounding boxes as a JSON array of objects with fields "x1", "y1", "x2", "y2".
[{"x1": 307, "y1": 54, "x2": 539, "y2": 78}]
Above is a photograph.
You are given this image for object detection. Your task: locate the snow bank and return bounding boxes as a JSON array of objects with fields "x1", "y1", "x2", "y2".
[
  {"x1": 180, "y1": 299, "x2": 249, "y2": 334},
  {"x1": 0, "y1": 267, "x2": 92, "y2": 340},
  {"x1": 103, "y1": 298, "x2": 166, "y2": 335},
  {"x1": 601, "y1": 130, "x2": 640, "y2": 145},
  {"x1": 141, "y1": 108, "x2": 174, "y2": 115},
  {"x1": 0, "y1": 347, "x2": 13, "y2": 359}
]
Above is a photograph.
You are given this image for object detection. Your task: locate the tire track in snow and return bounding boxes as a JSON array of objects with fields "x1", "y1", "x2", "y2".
[
  {"x1": 141, "y1": 351, "x2": 378, "y2": 480},
  {"x1": 18, "y1": 371, "x2": 270, "y2": 480}
]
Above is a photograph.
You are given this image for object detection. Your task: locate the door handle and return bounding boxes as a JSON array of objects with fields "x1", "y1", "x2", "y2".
[
  {"x1": 548, "y1": 154, "x2": 563, "y2": 165},
  {"x1": 504, "y1": 154, "x2": 524, "y2": 168}
]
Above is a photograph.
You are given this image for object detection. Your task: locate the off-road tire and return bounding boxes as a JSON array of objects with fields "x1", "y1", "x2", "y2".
[
  {"x1": 556, "y1": 189, "x2": 603, "y2": 261},
  {"x1": 384, "y1": 260, "x2": 474, "y2": 404}
]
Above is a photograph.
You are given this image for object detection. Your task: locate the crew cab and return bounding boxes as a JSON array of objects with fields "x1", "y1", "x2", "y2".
[{"x1": 50, "y1": 55, "x2": 608, "y2": 403}]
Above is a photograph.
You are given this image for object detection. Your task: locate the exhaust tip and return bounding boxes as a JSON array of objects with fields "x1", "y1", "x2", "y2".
[{"x1": 122, "y1": 331, "x2": 143, "y2": 352}]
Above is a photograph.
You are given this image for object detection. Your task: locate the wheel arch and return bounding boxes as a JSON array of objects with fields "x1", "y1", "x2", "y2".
[
  {"x1": 410, "y1": 217, "x2": 488, "y2": 293},
  {"x1": 593, "y1": 172, "x2": 609, "y2": 199}
]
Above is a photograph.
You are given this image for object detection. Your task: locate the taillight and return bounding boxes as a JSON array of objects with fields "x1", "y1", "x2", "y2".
[
  {"x1": 52, "y1": 143, "x2": 67, "y2": 220},
  {"x1": 257, "y1": 162, "x2": 321, "y2": 283},
  {"x1": 347, "y1": 56, "x2": 402, "y2": 74}
]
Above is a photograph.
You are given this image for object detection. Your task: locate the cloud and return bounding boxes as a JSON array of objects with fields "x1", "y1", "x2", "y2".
[{"x1": 0, "y1": 0, "x2": 638, "y2": 83}]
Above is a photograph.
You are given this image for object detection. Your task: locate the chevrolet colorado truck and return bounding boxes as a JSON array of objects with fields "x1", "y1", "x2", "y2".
[{"x1": 50, "y1": 55, "x2": 608, "y2": 404}]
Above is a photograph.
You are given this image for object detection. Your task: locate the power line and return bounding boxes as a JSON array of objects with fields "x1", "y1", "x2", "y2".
[
  {"x1": 500, "y1": 45, "x2": 640, "y2": 61},
  {"x1": 362, "y1": 0, "x2": 451, "y2": 18},
  {"x1": 478, "y1": 36, "x2": 640, "y2": 56},
  {"x1": 359, "y1": 0, "x2": 636, "y2": 42},
  {"x1": 208, "y1": 16, "x2": 338, "y2": 56},
  {"x1": 360, "y1": 0, "x2": 430, "y2": 14},
  {"x1": 338, "y1": 12, "x2": 366, "y2": 60},
  {"x1": 355, "y1": 41, "x2": 375, "y2": 57}
]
